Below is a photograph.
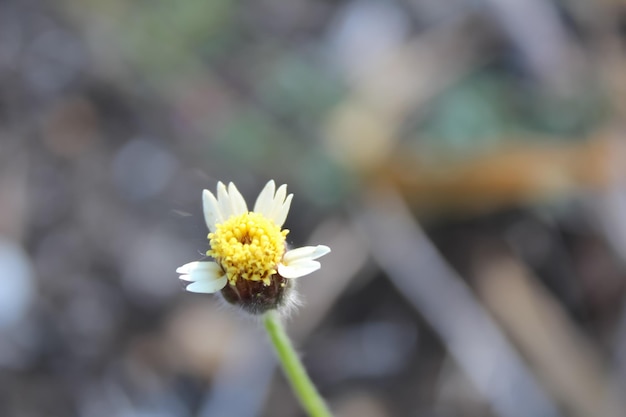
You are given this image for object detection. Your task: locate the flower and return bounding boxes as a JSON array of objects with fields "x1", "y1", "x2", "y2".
[{"x1": 176, "y1": 180, "x2": 330, "y2": 314}]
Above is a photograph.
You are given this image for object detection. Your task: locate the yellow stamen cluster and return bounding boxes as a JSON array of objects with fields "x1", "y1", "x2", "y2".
[{"x1": 208, "y1": 212, "x2": 288, "y2": 286}]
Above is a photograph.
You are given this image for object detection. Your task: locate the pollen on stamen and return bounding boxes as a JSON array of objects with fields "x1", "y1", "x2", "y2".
[{"x1": 208, "y1": 211, "x2": 288, "y2": 286}]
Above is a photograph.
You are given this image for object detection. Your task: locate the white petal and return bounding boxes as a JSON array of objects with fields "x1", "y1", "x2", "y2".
[
  {"x1": 228, "y1": 182, "x2": 248, "y2": 215},
  {"x1": 176, "y1": 261, "x2": 207, "y2": 274},
  {"x1": 273, "y1": 194, "x2": 293, "y2": 227},
  {"x1": 202, "y1": 190, "x2": 223, "y2": 232},
  {"x1": 177, "y1": 261, "x2": 222, "y2": 274},
  {"x1": 278, "y1": 260, "x2": 321, "y2": 278},
  {"x1": 283, "y1": 245, "x2": 331, "y2": 264},
  {"x1": 177, "y1": 261, "x2": 223, "y2": 281},
  {"x1": 186, "y1": 276, "x2": 228, "y2": 293},
  {"x1": 268, "y1": 184, "x2": 288, "y2": 223},
  {"x1": 274, "y1": 184, "x2": 287, "y2": 206},
  {"x1": 253, "y1": 180, "x2": 276, "y2": 216},
  {"x1": 216, "y1": 182, "x2": 233, "y2": 220}
]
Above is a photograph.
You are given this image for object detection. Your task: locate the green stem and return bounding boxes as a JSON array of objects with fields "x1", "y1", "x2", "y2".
[{"x1": 263, "y1": 310, "x2": 333, "y2": 417}]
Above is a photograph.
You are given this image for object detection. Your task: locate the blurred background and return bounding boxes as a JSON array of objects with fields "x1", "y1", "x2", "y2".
[{"x1": 2, "y1": 0, "x2": 626, "y2": 416}]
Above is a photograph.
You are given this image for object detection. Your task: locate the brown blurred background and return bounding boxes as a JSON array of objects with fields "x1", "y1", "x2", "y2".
[{"x1": 2, "y1": 0, "x2": 626, "y2": 416}]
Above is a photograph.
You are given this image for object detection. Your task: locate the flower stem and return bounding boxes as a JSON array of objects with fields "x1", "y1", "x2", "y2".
[{"x1": 263, "y1": 310, "x2": 333, "y2": 417}]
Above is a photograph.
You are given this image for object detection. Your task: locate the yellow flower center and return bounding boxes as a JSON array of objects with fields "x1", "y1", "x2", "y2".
[{"x1": 208, "y1": 212, "x2": 288, "y2": 286}]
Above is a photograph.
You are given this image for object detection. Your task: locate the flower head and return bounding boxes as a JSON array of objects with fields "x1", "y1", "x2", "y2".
[{"x1": 177, "y1": 180, "x2": 330, "y2": 314}]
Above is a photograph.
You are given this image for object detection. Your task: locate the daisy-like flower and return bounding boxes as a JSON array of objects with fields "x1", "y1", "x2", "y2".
[{"x1": 176, "y1": 180, "x2": 331, "y2": 314}]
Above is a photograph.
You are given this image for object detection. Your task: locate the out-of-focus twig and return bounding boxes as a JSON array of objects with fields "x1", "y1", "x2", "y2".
[
  {"x1": 475, "y1": 252, "x2": 625, "y2": 417},
  {"x1": 291, "y1": 218, "x2": 373, "y2": 341},
  {"x1": 479, "y1": 0, "x2": 584, "y2": 90},
  {"x1": 352, "y1": 188, "x2": 562, "y2": 417},
  {"x1": 587, "y1": 134, "x2": 626, "y2": 389}
]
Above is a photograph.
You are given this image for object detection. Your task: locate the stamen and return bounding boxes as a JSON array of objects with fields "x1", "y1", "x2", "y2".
[{"x1": 208, "y1": 212, "x2": 288, "y2": 286}]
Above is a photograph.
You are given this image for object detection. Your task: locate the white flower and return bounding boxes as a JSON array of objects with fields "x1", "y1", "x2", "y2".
[{"x1": 176, "y1": 180, "x2": 331, "y2": 295}]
